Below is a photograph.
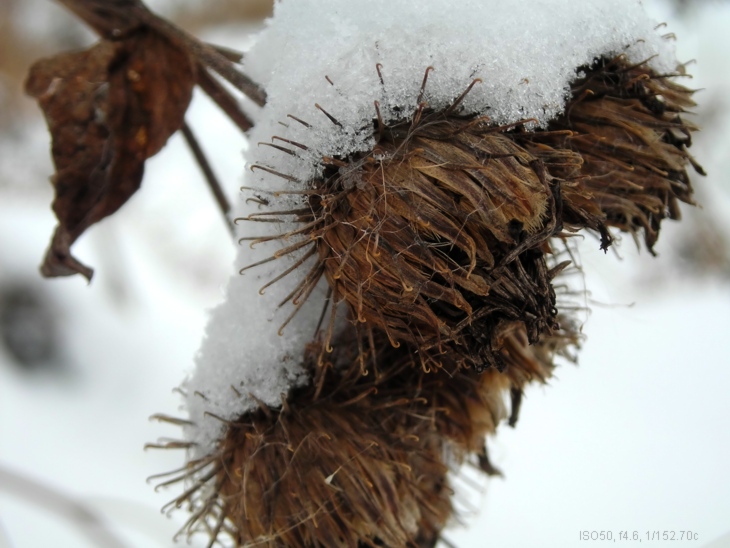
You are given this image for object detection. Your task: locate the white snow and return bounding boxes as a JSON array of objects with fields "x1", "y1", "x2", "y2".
[
  {"x1": 183, "y1": 213, "x2": 330, "y2": 455},
  {"x1": 244, "y1": 0, "x2": 678, "y2": 189}
]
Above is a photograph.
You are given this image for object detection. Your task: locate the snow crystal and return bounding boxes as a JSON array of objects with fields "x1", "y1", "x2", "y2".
[
  {"x1": 244, "y1": 0, "x2": 677, "y2": 188},
  {"x1": 185, "y1": 0, "x2": 679, "y2": 454},
  {"x1": 184, "y1": 201, "x2": 331, "y2": 455}
]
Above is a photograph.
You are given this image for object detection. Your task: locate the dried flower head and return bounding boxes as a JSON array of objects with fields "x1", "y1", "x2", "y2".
[
  {"x1": 241, "y1": 79, "x2": 574, "y2": 372},
  {"x1": 526, "y1": 55, "x2": 702, "y2": 252},
  {"x1": 241, "y1": 54, "x2": 700, "y2": 373},
  {"x1": 152, "y1": 312, "x2": 579, "y2": 547}
]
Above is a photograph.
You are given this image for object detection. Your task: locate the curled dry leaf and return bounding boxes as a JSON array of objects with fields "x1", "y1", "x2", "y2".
[{"x1": 25, "y1": 27, "x2": 196, "y2": 280}]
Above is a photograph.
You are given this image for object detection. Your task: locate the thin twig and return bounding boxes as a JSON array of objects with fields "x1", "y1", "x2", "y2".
[
  {"x1": 208, "y1": 43, "x2": 244, "y2": 63},
  {"x1": 134, "y1": 6, "x2": 267, "y2": 106},
  {"x1": 180, "y1": 122, "x2": 234, "y2": 235},
  {"x1": 196, "y1": 67, "x2": 254, "y2": 133}
]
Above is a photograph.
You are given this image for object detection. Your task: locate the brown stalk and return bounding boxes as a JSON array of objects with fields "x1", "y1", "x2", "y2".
[
  {"x1": 28, "y1": 0, "x2": 264, "y2": 279},
  {"x1": 57, "y1": 0, "x2": 266, "y2": 105},
  {"x1": 180, "y1": 122, "x2": 234, "y2": 234}
]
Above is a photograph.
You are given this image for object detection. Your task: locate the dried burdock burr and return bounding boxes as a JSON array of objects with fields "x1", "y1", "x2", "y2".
[
  {"x1": 151, "y1": 336, "x2": 453, "y2": 547},
  {"x1": 242, "y1": 107, "x2": 570, "y2": 372},
  {"x1": 239, "y1": 50, "x2": 703, "y2": 372},
  {"x1": 143, "y1": 1, "x2": 705, "y2": 547},
  {"x1": 235, "y1": 5, "x2": 701, "y2": 373},
  {"x1": 521, "y1": 55, "x2": 702, "y2": 252},
  {"x1": 151, "y1": 313, "x2": 580, "y2": 547}
]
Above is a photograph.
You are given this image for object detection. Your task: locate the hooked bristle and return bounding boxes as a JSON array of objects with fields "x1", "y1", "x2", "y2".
[{"x1": 243, "y1": 109, "x2": 568, "y2": 371}]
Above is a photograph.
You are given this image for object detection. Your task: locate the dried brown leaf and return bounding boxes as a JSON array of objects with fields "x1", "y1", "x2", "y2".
[{"x1": 25, "y1": 27, "x2": 195, "y2": 280}]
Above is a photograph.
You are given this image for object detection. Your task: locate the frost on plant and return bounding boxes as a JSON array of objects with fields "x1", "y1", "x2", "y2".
[{"x1": 184, "y1": 0, "x2": 695, "y2": 459}]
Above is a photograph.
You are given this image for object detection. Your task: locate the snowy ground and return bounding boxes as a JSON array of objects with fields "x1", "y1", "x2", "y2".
[{"x1": 1, "y1": 1, "x2": 729, "y2": 547}]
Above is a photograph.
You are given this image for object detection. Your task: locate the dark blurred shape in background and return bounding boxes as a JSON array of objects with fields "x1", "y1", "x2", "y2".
[
  {"x1": 671, "y1": 0, "x2": 729, "y2": 14},
  {"x1": 0, "y1": 282, "x2": 59, "y2": 369}
]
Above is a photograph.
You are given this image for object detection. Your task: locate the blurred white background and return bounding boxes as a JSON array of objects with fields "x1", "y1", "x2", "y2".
[{"x1": 0, "y1": 1, "x2": 728, "y2": 547}]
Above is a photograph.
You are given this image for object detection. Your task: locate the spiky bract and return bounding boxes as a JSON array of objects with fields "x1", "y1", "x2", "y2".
[
  {"x1": 246, "y1": 113, "x2": 571, "y2": 372},
  {"x1": 312, "y1": 116, "x2": 571, "y2": 372}
]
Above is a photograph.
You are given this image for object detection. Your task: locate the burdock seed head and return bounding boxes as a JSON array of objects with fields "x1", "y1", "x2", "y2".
[
  {"x1": 152, "y1": 314, "x2": 580, "y2": 548},
  {"x1": 236, "y1": 2, "x2": 699, "y2": 373},
  {"x1": 156, "y1": 338, "x2": 454, "y2": 548},
  {"x1": 321, "y1": 104, "x2": 572, "y2": 366},
  {"x1": 241, "y1": 52, "x2": 701, "y2": 372},
  {"x1": 523, "y1": 55, "x2": 702, "y2": 252},
  {"x1": 244, "y1": 95, "x2": 572, "y2": 372},
  {"x1": 216, "y1": 402, "x2": 450, "y2": 547}
]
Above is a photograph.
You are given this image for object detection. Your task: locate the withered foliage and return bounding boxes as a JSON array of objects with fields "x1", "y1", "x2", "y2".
[
  {"x1": 25, "y1": 0, "x2": 260, "y2": 280},
  {"x1": 152, "y1": 317, "x2": 578, "y2": 548},
  {"x1": 26, "y1": 29, "x2": 196, "y2": 280}
]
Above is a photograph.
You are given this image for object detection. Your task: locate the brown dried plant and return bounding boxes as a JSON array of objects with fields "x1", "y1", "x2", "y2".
[
  {"x1": 150, "y1": 312, "x2": 580, "y2": 547},
  {"x1": 25, "y1": 0, "x2": 262, "y2": 280},
  {"x1": 239, "y1": 56, "x2": 700, "y2": 374},
  {"x1": 182, "y1": 54, "x2": 698, "y2": 545},
  {"x1": 241, "y1": 108, "x2": 570, "y2": 373},
  {"x1": 527, "y1": 56, "x2": 701, "y2": 252}
]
